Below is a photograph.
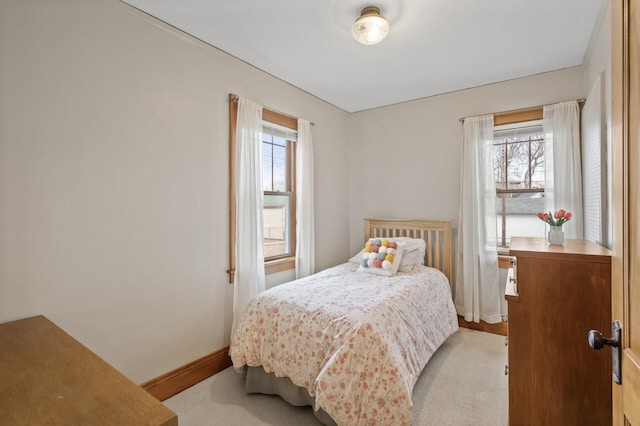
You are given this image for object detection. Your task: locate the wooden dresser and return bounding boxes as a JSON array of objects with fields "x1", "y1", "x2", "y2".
[
  {"x1": 507, "y1": 237, "x2": 612, "y2": 426},
  {"x1": 0, "y1": 315, "x2": 178, "y2": 426}
]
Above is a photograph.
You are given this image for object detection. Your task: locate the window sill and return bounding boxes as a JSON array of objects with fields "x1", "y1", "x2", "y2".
[
  {"x1": 497, "y1": 246, "x2": 510, "y2": 256},
  {"x1": 265, "y1": 256, "x2": 295, "y2": 275},
  {"x1": 228, "y1": 256, "x2": 296, "y2": 284}
]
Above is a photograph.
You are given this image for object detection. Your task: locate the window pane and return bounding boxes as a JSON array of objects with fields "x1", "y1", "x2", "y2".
[
  {"x1": 502, "y1": 135, "x2": 545, "y2": 190},
  {"x1": 272, "y1": 144, "x2": 286, "y2": 192},
  {"x1": 506, "y1": 140, "x2": 530, "y2": 189},
  {"x1": 263, "y1": 141, "x2": 273, "y2": 191},
  {"x1": 263, "y1": 194, "x2": 291, "y2": 258},
  {"x1": 263, "y1": 133, "x2": 288, "y2": 193},
  {"x1": 530, "y1": 139, "x2": 545, "y2": 189},
  {"x1": 493, "y1": 143, "x2": 507, "y2": 190},
  {"x1": 496, "y1": 193, "x2": 546, "y2": 246},
  {"x1": 494, "y1": 124, "x2": 546, "y2": 247}
]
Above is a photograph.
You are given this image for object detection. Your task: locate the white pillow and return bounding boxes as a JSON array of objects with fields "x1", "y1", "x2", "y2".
[
  {"x1": 398, "y1": 247, "x2": 422, "y2": 272},
  {"x1": 348, "y1": 249, "x2": 365, "y2": 264},
  {"x1": 391, "y1": 237, "x2": 426, "y2": 265}
]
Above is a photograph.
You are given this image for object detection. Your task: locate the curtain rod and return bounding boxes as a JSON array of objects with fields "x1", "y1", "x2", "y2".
[
  {"x1": 458, "y1": 98, "x2": 586, "y2": 123},
  {"x1": 230, "y1": 93, "x2": 315, "y2": 126}
]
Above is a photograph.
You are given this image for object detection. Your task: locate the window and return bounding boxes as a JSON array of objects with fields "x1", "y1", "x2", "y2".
[
  {"x1": 262, "y1": 123, "x2": 296, "y2": 260},
  {"x1": 229, "y1": 96, "x2": 297, "y2": 281},
  {"x1": 493, "y1": 112, "x2": 547, "y2": 247}
]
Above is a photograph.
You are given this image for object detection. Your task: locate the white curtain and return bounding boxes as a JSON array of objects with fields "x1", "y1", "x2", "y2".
[
  {"x1": 543, "y1": 101, "x2": 584, "y2": 238},
  {"x1": 455, "y1": 115, "x2": 502, "y2": 324},
  {"x1": 232, "y1": 98, "x2": 265, "y2": 335},
  {"x1": 295, "y1": 119, "x2": 315, "y2": 279}
]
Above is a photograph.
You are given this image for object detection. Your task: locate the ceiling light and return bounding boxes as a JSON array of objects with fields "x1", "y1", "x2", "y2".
[{"x1": 351, "y1": 6, "x2": 389, "y2": 46}]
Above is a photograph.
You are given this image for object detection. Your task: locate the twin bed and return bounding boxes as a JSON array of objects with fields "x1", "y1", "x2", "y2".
[{"x1": 229, "y1": 219, "x2": 459, "y2": 425}]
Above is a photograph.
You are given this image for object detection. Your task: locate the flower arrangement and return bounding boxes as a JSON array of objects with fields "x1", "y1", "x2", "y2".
[{"x1": 537, "y1": 209, "x2": 572, "y2": 226}]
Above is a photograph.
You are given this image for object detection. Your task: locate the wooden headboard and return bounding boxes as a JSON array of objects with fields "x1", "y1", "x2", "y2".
[{"x1": 364, "y1": 218, "x2": 453, "y2": 284}]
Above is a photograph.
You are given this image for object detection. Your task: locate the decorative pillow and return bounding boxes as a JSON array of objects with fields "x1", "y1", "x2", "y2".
[
  {"x1": 357, "y1": 238, "x2": 404, "y2": 277},
  {"x1": 349, "y1": 237, "x2": 427, "y2": 272}
]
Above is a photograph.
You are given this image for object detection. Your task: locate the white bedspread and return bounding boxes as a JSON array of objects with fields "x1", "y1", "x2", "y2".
[{"x1": 229, "y1": 262, "x2": 459, "y2": 426}]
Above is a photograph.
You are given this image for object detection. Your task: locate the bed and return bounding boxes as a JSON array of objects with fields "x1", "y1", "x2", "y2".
[{"x1": 229, "y1": 218, "x2": 459, "y2": 426}]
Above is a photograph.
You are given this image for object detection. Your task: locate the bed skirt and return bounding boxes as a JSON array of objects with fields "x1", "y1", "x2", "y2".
[{"x1": 244, "y1": 366, "x2": 337, "y2": 426}]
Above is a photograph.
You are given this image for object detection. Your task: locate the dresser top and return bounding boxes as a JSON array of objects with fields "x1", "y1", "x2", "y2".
[
  {"x1": 509, "y1": 237, "x2": 611, "y2": 263},
  {"x1": 0, "y1": 315, "x2": 178, "y2": 426}
]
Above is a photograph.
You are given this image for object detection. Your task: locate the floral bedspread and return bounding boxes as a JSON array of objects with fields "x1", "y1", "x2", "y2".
[{"x1": 229, "y1": 262, "x2": 459, "y2": 426}]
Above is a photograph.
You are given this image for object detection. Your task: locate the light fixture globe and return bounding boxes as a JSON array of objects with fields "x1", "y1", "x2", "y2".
[{"x1": 351, "y1": 6, "x2": 389, "y2": 45}]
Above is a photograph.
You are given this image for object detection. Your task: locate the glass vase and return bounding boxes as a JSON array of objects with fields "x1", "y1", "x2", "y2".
[{"x1": 548, "y1": 225, "x2": 565, "y2": 245}]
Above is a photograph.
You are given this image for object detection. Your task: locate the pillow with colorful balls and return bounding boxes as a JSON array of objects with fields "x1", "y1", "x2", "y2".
[{"x1": 357, "y1": 238, "x2": 404, "y2": 277}]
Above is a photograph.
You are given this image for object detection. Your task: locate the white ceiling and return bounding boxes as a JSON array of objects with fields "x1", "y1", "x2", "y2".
[{"x1": 121, "y1": 0, "x2": 605, "y2": 113}]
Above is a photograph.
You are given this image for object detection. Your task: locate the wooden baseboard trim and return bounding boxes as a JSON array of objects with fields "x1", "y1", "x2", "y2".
[
  {"x1": 141, "y1": 346, "x2": 232, "y2": 401},
  {"x1": 458, "y1": 315, "x2": 508, "y2": 336}
]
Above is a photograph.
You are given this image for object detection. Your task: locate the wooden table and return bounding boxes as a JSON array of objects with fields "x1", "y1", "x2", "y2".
[{"x1": 0, "y1": 315, "x2": 178, "y2": 425}]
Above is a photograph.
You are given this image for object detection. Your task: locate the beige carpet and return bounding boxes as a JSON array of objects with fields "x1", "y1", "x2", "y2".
[{"x1": 164, "y1": 328, "x2": 508, "y2": 425}]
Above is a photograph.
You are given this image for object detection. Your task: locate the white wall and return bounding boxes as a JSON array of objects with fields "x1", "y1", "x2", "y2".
[
  {"x1": 0, "y1": 0, "x2": 349, "y2": 383},
  {"x1": 584, "y1": 1, "x2": 611, "y2": 107},
  {"x1": 347, "y1": 67, "x2": 587, "y2": 257}
]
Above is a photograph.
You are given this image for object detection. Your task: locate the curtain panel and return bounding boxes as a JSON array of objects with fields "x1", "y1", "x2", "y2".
[
  {"x1": 295, "y1": 119, "x2": 315, "y2": 279},
  {"x1": 543, "y1": 101, "x2": 584, "y2": 239},
  {"x1": 232, "y1": 98, "x2": 266, "y2": 336},
  {"x1": 455, "y1": 115, "x2": 502, "y2": 324}
]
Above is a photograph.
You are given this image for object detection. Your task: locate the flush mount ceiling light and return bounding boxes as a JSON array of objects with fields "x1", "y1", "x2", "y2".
[{"x1": 351, "y1": 6, "x2": 390, "y2": 45}]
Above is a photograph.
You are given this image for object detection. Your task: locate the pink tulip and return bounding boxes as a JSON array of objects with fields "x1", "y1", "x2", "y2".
[
  {"x1": 537, "y1": 212, "x2": 544, "y2": 219},
  {"x1": 565, "y1": 212, "x2": 572, "y2": 220}
]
